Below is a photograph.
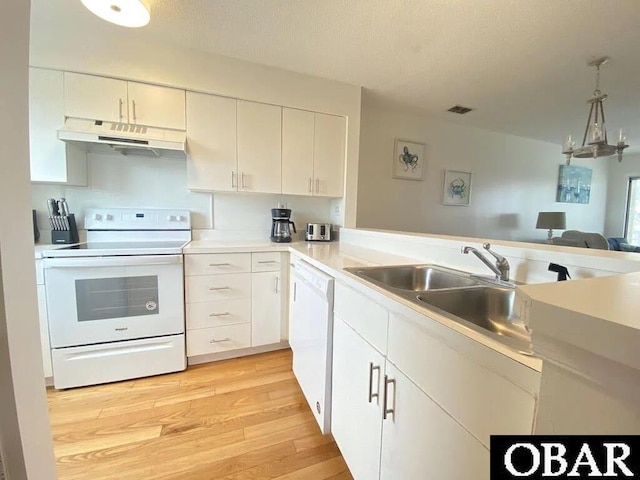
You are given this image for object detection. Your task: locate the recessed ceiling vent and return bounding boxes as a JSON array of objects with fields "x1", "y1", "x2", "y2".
[{"x1": 447, "y1": 105, "x2": 474, "y2": 114}]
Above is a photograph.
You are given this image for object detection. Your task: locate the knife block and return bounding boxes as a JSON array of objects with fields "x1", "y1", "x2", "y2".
[{"x1": 51, "y1": 214, "x2": 79, "y2": 244}]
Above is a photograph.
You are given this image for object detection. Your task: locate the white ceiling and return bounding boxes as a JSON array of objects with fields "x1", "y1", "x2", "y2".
[{"x1": 31, "y1": 0, "x2": 640, "y2": 151}]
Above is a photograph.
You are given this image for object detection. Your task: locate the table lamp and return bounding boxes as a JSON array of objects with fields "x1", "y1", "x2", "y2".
[{"x1": 536, "y1": 212, "x2": 567, "y2": 242}]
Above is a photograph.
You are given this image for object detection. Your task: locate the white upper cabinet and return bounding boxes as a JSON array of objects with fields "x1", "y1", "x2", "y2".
[
  {"x1": 282, "y1": 108, "x2": 315, "y2": 195},
  {"x1": 281, "y1": 108, "x2": 346, "y2": 197},
  {"x1": 313, "y1": 113, "x2": 346, "y2": 197},
  {"x1": 64, "y1": 72, "x2": 128, "y2": 123},
  {"x1": 186, "y1": 92, "x2": 237, "y2": 192},
  {"x1": 64, "y1": 72, "x2": 186, "y2": 129},
  {"x1": 237, "y1": 100, "x2": 282, "y2": 194},
  {"x1": 29, "y1": 68, "x2": 87, "y2": 185},
  {"x1": 127, "y1": 82, "x2": 185, "y2": 130}
]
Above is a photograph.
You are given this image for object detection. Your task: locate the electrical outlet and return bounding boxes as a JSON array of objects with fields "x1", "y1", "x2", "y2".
[
  {"x1": 277, "y1": 200, "x2": 287, "y2": 209},
  {"x1": 334, "y1": 205, "x2": 340, "y2": 215}
]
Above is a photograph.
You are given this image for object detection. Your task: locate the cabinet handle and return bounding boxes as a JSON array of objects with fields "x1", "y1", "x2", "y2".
[
  {"x1": 315, "y1": 178, "x2": 320, "y2": 194},
  {"x1": 275, "y1": 276, "x2": 280, "y2": 293},
  {"x1": 132, "y1": 99, "x2": 137, "y2": 122},
  {"x1": 368, "y1": 363, "x2": 380, "y2": 403},
  {"x1": 231, "y1": 171, "x2": 236, "y2": 188},
  {"x1": 383, "y1": 375, "x2": 396, "y2": 420},
  {"x1": 210, "y1": 337, "x2": 230, "y2": 343},
  {"x1": 209, "y1": 312, "x2": 230, "y2": 317},
  {"x1": 118, "y1": 98, "x2": 124, "y2": 121},
  {"x1": 258, "y1": 260, "x2": 277, "y2": 264},
  {"x1": 209, "y1": 286, "x2": 230, "y2": 291},
  {"x1": 308, "y1": 178, "x2": 313, "y2": 193},
  {"x1": 293, "y1": 282, "x2": 297, "y2": 301},
  {"x1": 241, "y1": 172, "x2": 247, "y2": 189},
  {"x1": 208, "y1": 263, "x2": 231, "y2": 267}
]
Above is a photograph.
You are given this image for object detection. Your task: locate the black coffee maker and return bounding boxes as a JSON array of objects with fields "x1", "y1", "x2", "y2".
[{"x1": 270, "y1": 208, "x2": 296, "y2": 243}]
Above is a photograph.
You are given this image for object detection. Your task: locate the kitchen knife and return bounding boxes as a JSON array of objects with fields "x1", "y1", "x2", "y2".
[
  {"x1": 58, "y1": 199, "x2": 66, "y2": 216},
  {"x1": 61, "y1": 198, "x2": 70, "y2": 216},
  {"x1": 47, "y1": 199, "x2": 59, "y2": 230},
  {"x1": 58, "y1": 199, "x2": 69, "y2": 229}
]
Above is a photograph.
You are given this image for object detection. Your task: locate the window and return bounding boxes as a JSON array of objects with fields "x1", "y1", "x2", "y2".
[{"x1": 624, "y1": 177, "x2": 640, "y2": 244}]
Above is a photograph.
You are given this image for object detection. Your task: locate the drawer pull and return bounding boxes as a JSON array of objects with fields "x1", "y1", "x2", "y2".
[
  {"x1": 368, "y1": 363, "x2": 380, "y2": 403},
  {"x1": 383, "y1": 375, "x2": 396, "y2": 420},
  {"x1": 210, "y1": 337, "x2": 230, "y2": 343},
  {"x1": 209, "y1": 287, "x2": 230, "y2": 291},
  {"x1": 209, "y1": 312, "x2": 230, "y2": 317},
  {"x1": 258, "y1": 260, "x2": 277, "y2": 264},
  {"x1": 209, "y1": 263, "x2": 231, "y2": 267}
]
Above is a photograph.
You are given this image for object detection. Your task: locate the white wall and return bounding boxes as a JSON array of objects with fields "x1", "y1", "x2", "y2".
[
  {"x1": 357, "y1": 95, "x2": 609, "y2": 242},
  {"x1": 31, "y1": 151, "x2": 333, "y2": 241},
  {"x1": 604, "y1": 153, "x2": 640, "y2": 237},
  {"x1": 29, "y1": 12, "x2": 361, "y2": 227},
  {"x1": 0, "y1": 1, "x2": 57, "y2": 478}
]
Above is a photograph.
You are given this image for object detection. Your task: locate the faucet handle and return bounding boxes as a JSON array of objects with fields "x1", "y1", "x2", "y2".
[{"x1": 482, "y1": 242, "x2": 506, "y2": 262}]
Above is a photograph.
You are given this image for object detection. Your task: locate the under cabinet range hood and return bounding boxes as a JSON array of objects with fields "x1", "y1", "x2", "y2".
[{"x1": 58, "y1": 118, "x2": 187, "y2": 159}]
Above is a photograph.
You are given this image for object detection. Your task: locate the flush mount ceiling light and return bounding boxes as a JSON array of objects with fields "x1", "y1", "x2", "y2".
[
  {"x1": 562, "y1": 56, "x2": 629, "y2": 165},
  {"x1": 81, "y1": 0, "x2": 150, "y2": 28}
]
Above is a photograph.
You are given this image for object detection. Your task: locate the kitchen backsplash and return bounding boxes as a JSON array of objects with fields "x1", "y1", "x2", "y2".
[{"x1": 31, "y1": 152, "x2": 333, "y2": 242}]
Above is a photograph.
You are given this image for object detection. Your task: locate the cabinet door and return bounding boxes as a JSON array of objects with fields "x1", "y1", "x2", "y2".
[
  {"x1": 127, "y1": 81, "x2": 186, "y2": 130},
  {"x1": 282, "y1": 108, "x2": 314, "y2": 195},
  {"x1": 313, "y1": 113, "x2": 346, "y2": 197},
  {"x1": 251, "y1": 271, "x2": 282, "y2": 346},
  {"x1": 380, "y1": 363, "x2": 489, "y2": 480},
  {"x1": 37, "y1": 285, "x2": 53, "y2": 378},
  {"x1": 64, "y1": 72, "x2": 128, "y2": 123},
  {"x1": 332, "y1": 316, "x2": 383, "y2": 480},
  {"x1": 186, "y1": 92, "x2": 237, "y2": 192},
  {"x1": 237, "y1": 100, "x2": 282, "y2": 193},
  {"x1": 29, "y1": 68, "x2": 87, "y2": 185}
]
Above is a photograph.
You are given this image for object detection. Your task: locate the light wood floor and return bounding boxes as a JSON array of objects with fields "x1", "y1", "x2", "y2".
[{"x1": 47, "y1": 349, "x2": 353, "y2": 480}]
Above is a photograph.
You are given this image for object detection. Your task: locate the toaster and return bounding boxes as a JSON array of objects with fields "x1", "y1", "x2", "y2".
[{"x1": 305, "y1": 223, "x2": 332, "y2": 242}]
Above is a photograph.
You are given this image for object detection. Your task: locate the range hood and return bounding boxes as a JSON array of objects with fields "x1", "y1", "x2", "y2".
[{"x1": 58, "y1": 118, "x2": 187, "y2": 159}]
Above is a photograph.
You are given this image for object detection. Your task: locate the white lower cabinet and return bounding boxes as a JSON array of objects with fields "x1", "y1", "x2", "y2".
[
  {"x1": 332, "y1": 316, "x2": 384, "y2": 480},
  {"x1": 251, "y1": 271, "x2": 282, "y2": 346},
  {"x1": 185, "y1": 251, "x2": 286, "y2": 359},
  {"x1": 331, "y1": 280, "x2": 537, "y2": 479},
  {"x1": 379, "y1": 362, "x2": 489, "y2": 480}
]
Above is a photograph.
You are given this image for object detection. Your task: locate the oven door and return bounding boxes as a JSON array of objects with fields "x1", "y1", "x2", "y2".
[{"x1": 45, "y1": 255, "x2": 184, "y2": 348}]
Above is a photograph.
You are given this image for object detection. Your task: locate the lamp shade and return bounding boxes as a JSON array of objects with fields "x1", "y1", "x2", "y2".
[
  {"x1": 81, "y1": 0, "x2": 150, "y2": 28},
  {"x1": 536, "y1": 211, "x2": 566, "y2": 230}
]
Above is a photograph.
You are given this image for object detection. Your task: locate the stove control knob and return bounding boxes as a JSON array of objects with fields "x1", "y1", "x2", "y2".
[
  {"x1": 167, "y1": 215, "x2": 177, "y2": 221},
  {"x1": 93, "y1": 213, "x2": 103, "y2": 221},
  {"x1": 105, "y1": 214, "x2": 113, "y2": 221},
  {"x1": 176, "y1": 215, "x2": 185, "y2": 222}
]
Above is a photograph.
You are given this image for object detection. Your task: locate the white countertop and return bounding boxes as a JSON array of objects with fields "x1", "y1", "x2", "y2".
[
  {"x1": 288, "y1": 242, "x2": 542, "y2": 371},
  {"x1": 519, "y1": 273, "x2": 640, "y2": 370}
]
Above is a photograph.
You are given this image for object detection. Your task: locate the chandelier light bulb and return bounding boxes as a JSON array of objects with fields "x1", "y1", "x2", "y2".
[{"x1": 81, "y1": 0, "x2": 150, "y2": 28}]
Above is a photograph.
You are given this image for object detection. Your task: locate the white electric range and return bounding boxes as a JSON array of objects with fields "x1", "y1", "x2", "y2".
[{"x1": 42, "y1": 208, "x2": 191, "y2": 389}]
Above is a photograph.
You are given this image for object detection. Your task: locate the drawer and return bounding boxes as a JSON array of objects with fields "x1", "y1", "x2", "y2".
[
  {"x1": 185, "y1": 253, "x2": 251, "y2": 276},
  {"x1": 186, "y1": 273, "x2": 251, "y2": 303},
  {"x1": 387, "y1": 312, "x2": 536, "y2": 448},
  {"x1": 334, "y1": 282, "x2": 388, "y2": 354},
  {"x1": 252, "y1": 252, "x2": 282, "y2": 272},
  {"x1": 186, "y1": 299, "x2": 251, "y2": 330},
  {"x1": 187, "y1": 324, "x2": 251, "y2": 356}
]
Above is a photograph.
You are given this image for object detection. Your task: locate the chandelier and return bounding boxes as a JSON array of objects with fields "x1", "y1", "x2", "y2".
[{"x1": 562, "y1": 57, "x2": 628, "y2": 165}]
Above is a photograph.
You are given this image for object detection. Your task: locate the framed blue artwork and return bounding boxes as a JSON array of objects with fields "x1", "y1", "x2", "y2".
[{"x1": 557, "y1": 165, "x2": 592, "y2": 204}]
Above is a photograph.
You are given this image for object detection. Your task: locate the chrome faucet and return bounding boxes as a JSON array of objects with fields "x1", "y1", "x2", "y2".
[{"x1": 461, "y1": 242, "x2": 510, "y2": 282}]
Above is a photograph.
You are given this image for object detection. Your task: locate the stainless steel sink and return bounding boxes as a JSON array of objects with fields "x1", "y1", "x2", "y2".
[
  {"x1": 417, "y1": 286, "x2": 530, "y2": 346},
  {"x1": 344, "y1": 264, "x2": 532, "y2": 355},
  {"x1": 345, "y1": 265, "x2": 480, "y2": 291}
]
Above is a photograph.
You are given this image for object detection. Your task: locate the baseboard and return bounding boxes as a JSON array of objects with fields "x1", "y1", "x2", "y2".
[{"x1": 188, "y1": 341, "x2": 290, "y2": 366}]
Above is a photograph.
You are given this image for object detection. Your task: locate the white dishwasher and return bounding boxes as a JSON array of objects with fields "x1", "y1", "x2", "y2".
[{"x1": 290, "y1": 258, "x2": 335, "y2": 434}]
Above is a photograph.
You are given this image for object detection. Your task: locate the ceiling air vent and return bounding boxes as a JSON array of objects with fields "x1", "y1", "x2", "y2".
[{"x1": 447, "y1": 105, "x2": 474, "y2": 114}]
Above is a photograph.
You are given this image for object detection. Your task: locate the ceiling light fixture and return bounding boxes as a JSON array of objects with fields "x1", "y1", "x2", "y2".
[
  {"x1": 81, "y1": 0, "x2": 150, "y2": 28},
  {"x1": 562, "y1": 56, "x2": 628, "y2": 165}
]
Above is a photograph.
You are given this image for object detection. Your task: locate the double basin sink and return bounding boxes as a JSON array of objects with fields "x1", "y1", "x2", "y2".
[{"x1": 344, "y1": 264, "x2": 531, "y2": 354}]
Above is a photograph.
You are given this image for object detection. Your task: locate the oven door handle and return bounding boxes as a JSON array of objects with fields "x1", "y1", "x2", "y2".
[{"x1": 44, "y1": 255, "x2": 183, "y2": 269}]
